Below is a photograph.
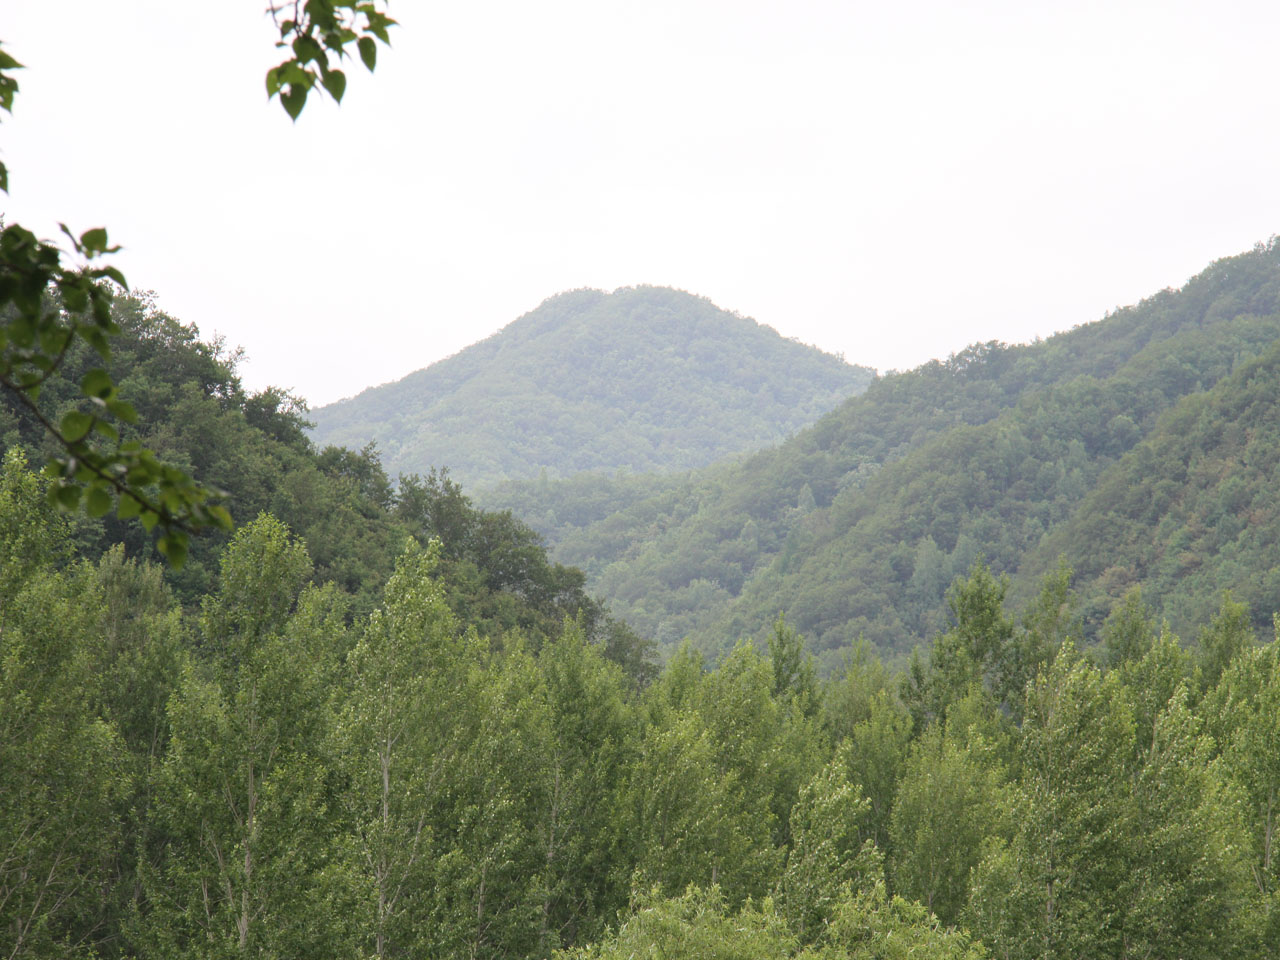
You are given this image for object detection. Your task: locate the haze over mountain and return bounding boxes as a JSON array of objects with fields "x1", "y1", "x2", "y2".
[
  {"x1": 488, "y1": 241, "x2": 1280, "y2": 664},
  {"x1": 308, "y1": 286, "x2": 874, "y2": 489}
]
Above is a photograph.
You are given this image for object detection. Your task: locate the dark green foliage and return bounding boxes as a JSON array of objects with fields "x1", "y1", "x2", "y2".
[
  {"x1": 0, "y1": 294, "x2": 646, "y2": 678},
  {"x1": 1026, "y1": 335, "x2": 1280, "y2": 642},
  {"x1": 265, "y1": 1, "x2": 396, "y2": 119},
  {"x1": 311, "y1": 286, "x2": 873, "y2": 489}
]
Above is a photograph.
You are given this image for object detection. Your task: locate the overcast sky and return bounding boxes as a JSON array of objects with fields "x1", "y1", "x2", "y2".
[{"x1": 5, "y1": 1, "x2": 1280, "y2": 408}]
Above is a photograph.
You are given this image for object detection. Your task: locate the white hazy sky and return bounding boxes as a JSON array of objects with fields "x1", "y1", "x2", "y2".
[{"x1": 5, "y1": 1, "x2": 1280, "y2": 407}]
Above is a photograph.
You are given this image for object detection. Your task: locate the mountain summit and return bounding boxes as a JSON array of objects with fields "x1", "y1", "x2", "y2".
[{"x1": 308, "y1": 286, "x2": 874, "y2": 488}]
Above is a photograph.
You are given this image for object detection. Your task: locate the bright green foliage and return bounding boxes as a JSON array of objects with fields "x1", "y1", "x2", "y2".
[
  {"x1": 558, "y1": 886, "x2": 798, "y2": 960},
  {"x1": 998, "y1": 558, "x2": 1077, "y2": 719},
  {"x1": 890, "y1": 697, "x2": 1010, "y2": 926},
  {"x1": 1115, "y1": 684, "x2": 1258, "y2": 959},
  {"x1": 812, "y1": 883, "x2": 990, "y2": 960},
  {"x1": 842, "y1": 690, "x2": 912, "y2": 854},
  {"x1": 559, "y1": 883, "x2": 993, "y2": 960},
  {"x1": 141, "y1": 517, "x2": 345, "y2": 958},
  {"x1": 1116, "y1": 622, "x2": 1193, "y2": 755},
  {"x1": 779, "y1": 742, "x2": 883, "y2": 941},
  {"x1": 906, "y1": 559, "x2": 1015, "y2": 727},
  {"x1": 1204, "y1": 639, "x2": 1280, "y2": 945},
  {"x1": 623, "y1": 640, "x2": 825, "y2": 903},
  {"x1": 0, "y1": 447, "x2": 70, "y2": 595},
  {"x1": 967, "y1": 647, "x2": 1135, "y2": 960},
  {"x1": 87, "y1": 545, "x2": 191, "y2": 947},
  {"x1": 968, "y1": 642, "x2": 1261, "y2": 960},
  {"x1": 769, "y1": 614, "x2": 819, "y2": 709},
  {"x1": 626, "y1": 701, "x2": 774, "y2": 898},
  {"x1": 1100, "y1": 586, "x2": 1157, "y2": 667},
  {"x1": 529, "y1": 622, "x2": 638, "y2": 951},
  {"x1": 1194, "y1": 591, "x2": 1255, "y2": 690},
  {"x1": 696, "y1": 642, "x2": 826, "y2": 852},
  {"x1": 422, "y1": 641, "x2": 557, "y2": 960},
  {"x1": 0, "y1": 458, "x2": 130, "y2": 957},
  {"x1": 200, "y1": 513, "x2": 313, "y2": 647},
  {"x1": 821, "y1": 637, "x2": 895, "y2": 744},
  {"x1": 339, "y1": 540, "x2": 467, "y2": 958}
]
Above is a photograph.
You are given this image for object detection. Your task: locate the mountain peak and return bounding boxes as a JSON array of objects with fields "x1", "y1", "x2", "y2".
[{"x1": 309, "y1": 286, "x2": 874, "y2": 489}]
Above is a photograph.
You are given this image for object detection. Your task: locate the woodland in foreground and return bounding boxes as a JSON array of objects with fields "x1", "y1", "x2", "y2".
[
  {"x1": 3, "y1": 438, "x2": 1278, "y2": 958},
  {"x1": 3, "y1": 250, "x2": 1280, "y2": 958}
]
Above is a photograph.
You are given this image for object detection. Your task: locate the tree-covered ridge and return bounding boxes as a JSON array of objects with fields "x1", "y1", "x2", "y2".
[
  {"x1": 1024, "y1": 334, "x2": 1280, "y2": 637},
  {"x1": 308, "y1": 285, "x2": 874, "y2": 489},
  {"x1": 0, "y1": 293, "x2": 648, "y2": 670},
  {"x1": 494, "y1": 241, "x2": 1280, "y2": 662},
  {"x1": 4, "y1": 450, "x2": 1277, "y2": 958}
]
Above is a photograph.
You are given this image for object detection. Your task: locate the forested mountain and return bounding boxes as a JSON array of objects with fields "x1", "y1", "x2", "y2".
[
  {"x1": 487, "y1": 241, "x2": 1280, "y2": 663},
  {"x1": 0, "y1": 293, "x2": 649, "y2": 671},
  {"x1": 5, "y1": 253, "x2": 1280, "y2": 960},
  {"x1": 307, "y1": 286, "x2": 874, "y2": 489},
  {"x1": 4, "y1": 443, "x2": 1278, "y2": 958}
]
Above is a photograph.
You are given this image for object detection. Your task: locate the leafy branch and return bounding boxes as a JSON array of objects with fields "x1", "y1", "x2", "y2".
[
  {"x1": 266, "y1": 1, "x2": 397, "y2": 119},
  {"x1": 0, "y1": 43, "x2": 231, "y2": 566},
  {"x1": 0, "y1": 6, "x2": 400, "y2": 562}
]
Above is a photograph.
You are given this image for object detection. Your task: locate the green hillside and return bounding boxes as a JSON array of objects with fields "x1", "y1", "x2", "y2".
[
  {"x1": 5, "y1": 259, "x2": 1280, "y2": 960},
  {"x1": 0, "y1": 293, "x2": 649, "y2": 673},
  {"x1": 1025, "y1": 336, "x2": 1280, "y2": 638},
  {"x1": 307, "y1": 286, "x2": 874, "y2": 489},
  {"x1": 490, "y1": 241, "x2": 1280, "y2": 662}
]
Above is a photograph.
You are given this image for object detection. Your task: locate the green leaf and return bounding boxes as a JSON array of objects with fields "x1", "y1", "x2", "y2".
[
  {"x1": 139, "y1": 510, "x2": 160, "y2": 532},
  {"x1": 85, "y1": 485, "x2": 112, "y2": 518},
  {"x1": 92, "y1": 420, "x2": 119, "y2": 441},
  {"x1": 106, "y1": 399, "x2": 138, "y2": 423},
  {"x1": 60, "y1": 410, "x2": 93, "y2": 443},
  {"x1": 54, "y1": 483, "x2": 82, "y2": 510},
  {"x1": 321, "y1": 68, "x2": 347, "y2": 102},
  {"x1": 117, "y1": 495, "x2": 142, "y2": 521},
  {"x1": 292, "y1": 34, "x2": 325, "y2": 65},
  {"x1": 358, "y1": 36, "x2": 377, "y2": 71},
  {"x1": 58, "y1": 222, "x2": 84, "y2": 253},
  {"x1": 156, "y1": 531, "x2": 189, "y2": 569},
  {"x1": 99, "y1": 265, "x2": 128, "y2": 289},
  {"x1": 81, "y1": 367, "x2": 114, "y2": 399},
  {"x1": 282, "y1": 85, "x2": 308, "y2": 120},
  {"x1": 80, "y1": 227, "x2": 109, "y2": 253}
]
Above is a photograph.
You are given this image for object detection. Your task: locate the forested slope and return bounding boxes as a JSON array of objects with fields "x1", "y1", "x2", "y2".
[
  {"x1": 308, "y1": 286, "x2": 874, "y2": 489},
  {"x1": 5, "y1": 257, "x2": 1280, "y2": 960},
  {"x1": 5, "y1": 452, "x2": 1278, "y2": 958},
  {"x1": 492, "y1": 241, "x2": 1280, "y2": 661},
  {"x1": 0, "y1": 293, "x2": 647, "y2": 668},
  {"x1": 1026, "y1": 336, "x2": 1280, "y2": 637}
]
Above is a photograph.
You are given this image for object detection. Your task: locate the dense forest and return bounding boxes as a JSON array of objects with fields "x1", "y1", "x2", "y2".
[
  {"x1": 5, "y1": 247, "x2": 1280, "y2": 957},
  {"x1": 3, "y1": 442, "x2": 1278, "y2": 958},
  {"x1": 486, "y1": 240, "x2": 1280, "y2": 665},
  {"x1": 309, "y1": 286, "x2": 874, "y2": 489}
]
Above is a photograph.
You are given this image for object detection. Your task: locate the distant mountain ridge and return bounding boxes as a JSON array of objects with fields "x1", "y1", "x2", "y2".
[
  {"x1": 308, "y1": 286, "x2": 874, "y2": 489},
  {"x1": 485, "y1": 241, "x2": 1280, "y2": 663}
]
